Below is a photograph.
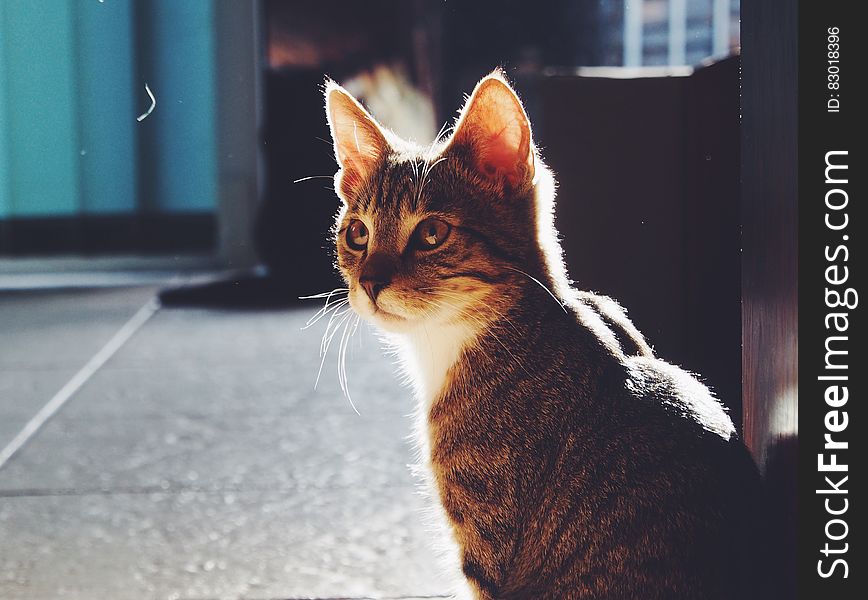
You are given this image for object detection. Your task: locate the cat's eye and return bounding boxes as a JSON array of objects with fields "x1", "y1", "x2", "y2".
[
  {"x1": 412, "y1": 218, "x2": 450, "y2": 250},
  {"x1": 346, "y1": 219, "x2": 369, "y2": 250}
]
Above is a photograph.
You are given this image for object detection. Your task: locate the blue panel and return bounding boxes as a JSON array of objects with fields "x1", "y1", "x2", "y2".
[
  {"x1": 74, "y1": 0, "x2": 138, "y2": 215},
  {"x1": 0, "y1": 0, "x2": 218, "y2": 222},
  {"x1": 147, "y1": 0, "x2": 217, "y2": 213},
  {"x1": 0, "y1": 3, "x2": 11, "y2": 218},
  {"x1": 0, "y1": 0, "x2": 80, "y2": 217}
]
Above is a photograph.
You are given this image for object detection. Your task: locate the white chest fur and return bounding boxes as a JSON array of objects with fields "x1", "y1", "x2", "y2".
[
  {"x1": 394, "y1": 320, "x2": 477, "y2": 408},
  {"x1": 390, "y1": 321, "x2": 479, "y2": 600}
]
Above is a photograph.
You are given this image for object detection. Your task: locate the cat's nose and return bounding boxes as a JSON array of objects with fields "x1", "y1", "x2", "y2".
[
  {"x1": 359, "y1": 252, "x2": 395, "y2": 303},
  {"x1": 361, "y1": 279, "x2": 386, "y2": 303}
]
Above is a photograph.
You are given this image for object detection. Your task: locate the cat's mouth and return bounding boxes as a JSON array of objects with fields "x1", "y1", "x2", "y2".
[
  {"x1": 371, "y1": 305, "x2": 407, "y2": 323},
  {"x1": 350, "y1": 289, "x2": 413, "y2": 330}
]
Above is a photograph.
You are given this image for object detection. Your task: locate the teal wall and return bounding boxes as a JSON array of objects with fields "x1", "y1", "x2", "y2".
[
  {"x1": 0, "y1": 0, "x2": 217, "y2": 219},
  {"x1": 0, "y1": 3, "x2": 14, "y2": 219},
  {"x1": 0, "y1": 1, "x2": 81, "y2": 217},
  {"x1": 145, "y1": 0, "x2": 217, "y2": 213},
  {"x1": 75, "y1": 0, "x2": 138, "y2": 215}
]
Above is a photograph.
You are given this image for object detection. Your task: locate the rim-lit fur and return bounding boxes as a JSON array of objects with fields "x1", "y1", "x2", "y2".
[{"x1": 323, "y1": 72, "x2": 764, "y2": 600}]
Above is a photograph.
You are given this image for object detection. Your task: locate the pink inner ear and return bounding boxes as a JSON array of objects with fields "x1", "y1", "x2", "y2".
[
  {"x1": 474, "y1": 133, "x2": 531, "y2": 187},
  {"x1": 479, "y1": 126, "x2": 525, "y2": 175},
  {"x1": 452, "y1": 79, "x2": 534, "y2": 187},
  {"x1": 338, "y1": 143, "x2": 378, "y2": 193},
  {"x1": 326, "y1": 86, "x2": 390, "y2": 196},
  {"x1": 336, "y1": 148, "x2": 379, "y2": 197}
]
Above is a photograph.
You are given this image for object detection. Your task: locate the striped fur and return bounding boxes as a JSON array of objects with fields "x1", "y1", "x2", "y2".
[{"x1": 324, "y1": 72, "x2": 763, "y2": 599}]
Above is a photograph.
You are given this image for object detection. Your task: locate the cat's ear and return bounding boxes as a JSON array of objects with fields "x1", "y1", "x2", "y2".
[
  {"x1": 324, "y1": 81, "x2": 391, "y2": 199},
  {"x1": 447, "y1": 70, "x2": 535, "y2": 190}
]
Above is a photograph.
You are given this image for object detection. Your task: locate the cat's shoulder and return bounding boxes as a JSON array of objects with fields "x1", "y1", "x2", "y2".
[
  {"x1": 625, "y1": 355, "x2": 736, "y2": 441},
  {"x1": 567, "y1": 290, "x2": 654, "y2": 358},
  {"x1": 564, "y1": 290, "x2": 734, "y2": 441}
]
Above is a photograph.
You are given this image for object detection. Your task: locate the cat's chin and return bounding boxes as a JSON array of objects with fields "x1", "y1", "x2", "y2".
[
  {"x1": 350, "y1": 291, "x2": 437, "y2": 333},
  {"x1": 370, "y1": 306, "x2": 411, "y2": 328},
  {"x1": 353, "y1": 300, "x2": 415, "y2": 333},
  {"x1": 369, "y1": 305, "x2": 447, "y2": 335}
]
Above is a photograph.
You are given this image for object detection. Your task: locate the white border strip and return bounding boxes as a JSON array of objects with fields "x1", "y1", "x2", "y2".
[
  {"x1": 0, "y1": 298, "x2": 160, "y2": 471},
  {"x1": 711, "y1": 0, "x2": 731, "y2": 58},
  {"x1": 669, "y1": 0, "x2": 687, "y2": 66},
  {"x1": 543, "y1": 66, "x2": 695, "y2": 79},
  {"x1": 623, "y1": 0, "x2": 644, "y2": 67}
]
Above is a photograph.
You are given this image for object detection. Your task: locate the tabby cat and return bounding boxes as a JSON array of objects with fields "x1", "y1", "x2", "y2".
[{"x1": 322, "y1": 70, "x2": 763, "y2": 599}]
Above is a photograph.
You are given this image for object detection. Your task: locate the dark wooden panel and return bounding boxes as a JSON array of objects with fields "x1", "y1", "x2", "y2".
[
  {"x1": 539, "y1": 75, "x2": 689, "y2": 364},
  {"x1": 741, "y1": 0, "x2": 798, "y2": 598},
  {"x1": 539, "y1": 64, "x2": 742, "y2": 421},
  {"x1": 683, "y1": 58, "x2": 743, "y2": 427}
]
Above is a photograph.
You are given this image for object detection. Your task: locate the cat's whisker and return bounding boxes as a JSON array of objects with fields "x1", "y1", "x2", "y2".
[
  {"x1": 320, "y1": 305, "x2": 353, "y2": 356},
  {"x1": 351, "y1": 312, "x2": 362, "y2": 343},
  {"x1": 343, "y1": 319, "x2": 354, "y2": 385},
  {"x1": 338, "y1": 315, "x2": 352, "y2": 392},
  {"x1": 412, "y1": 156, "x2": 426, "y2": 209},
  {"x1": 304, "y1": 294, "x2": 347, "y2": 323},
  {"x1": 305, "y1": 303, "x2": 348, "y2": 333},
  {"x1": 424, "y1": 156, "x2": 448, "y2": 175},
  {"x1": 301, "y1": 287, "x2": 358, "y2": 396},
  {"x1": 293, "y1": 175, "x2": 336, "y2": 184},
  {"x1": 315, "y1": 308, "x2": 353, "y2": 390},
  {"x1": 303, "y1": 296, "x2": 349, "y2": 330},
  {"x1": 410, "y1": 158, "x2": 421, "y2": 208},
  {"x1": 413, "y1": 124, "x2": 449, "y2": 207},
  {"x1": 300, "y1": 288, "x2": 350, "y2": 329},
  {"x1": 417, "y1": 156, "x2": 448, "y2": 204},
  {"x1": 336, "y1": 311, "x2": 361, "y2": 415},
  {"x1": 505, "y1": 266, "x2": 568, "y2": 313},
  {"x1": 312, "y1": 291, "x2": 348, "y2": 312},
  {"x1": 421, "y1": 121, "x2": 450, "y2": 178},
  {"x1": 318, "y1": 303, "x2": 351, "y2": 357},
  {"x1": 298, "y1": 288, "x2": 350, "y2": 299},
  {"x1": 427, "y1": 120, "x2": 451, "y2": 158}
]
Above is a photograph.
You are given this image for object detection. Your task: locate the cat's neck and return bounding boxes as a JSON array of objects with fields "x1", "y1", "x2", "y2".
[
  {"x1": 392, "y1": 281, "x2": 559, "y2": 408},
  {"x1": 394, "y1": 319, "x2": 482, "y2": 407}
]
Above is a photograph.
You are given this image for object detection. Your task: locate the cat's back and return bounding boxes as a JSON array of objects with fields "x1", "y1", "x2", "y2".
[
  {"x1": 495, "y1": 291, "x2": 765, "y2": 599},
  {"x1": 432, "y1": 293, "x2": 763, "y2": 599},
  {"x1": 556, "y1": 290, "x2": 759, "y2": 499}
]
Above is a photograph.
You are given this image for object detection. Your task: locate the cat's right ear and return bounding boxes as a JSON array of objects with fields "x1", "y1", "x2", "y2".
[
  {"x1": 324, "y1": 81, "x2": 391, "y2": 200},
  {"x1": 445, "y1": 71, "x2": 535, "y2": 192}
]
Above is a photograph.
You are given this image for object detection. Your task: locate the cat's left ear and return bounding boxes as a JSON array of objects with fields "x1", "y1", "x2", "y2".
[
  {"x1": 324, "y1": 81, "x2": 392, "y2": 199},
  {"x1": 446, "y1": 70, "x2": 535, "y2": 190}
]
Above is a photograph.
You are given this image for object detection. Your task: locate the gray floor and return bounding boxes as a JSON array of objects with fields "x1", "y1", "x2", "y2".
[{"x1": 0, "y1": 286, "x2": 447, "y2": 600}]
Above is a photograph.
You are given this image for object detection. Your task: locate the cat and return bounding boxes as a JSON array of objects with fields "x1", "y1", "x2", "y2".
[{"x1": 322, "y1": 70, "x2": 764, "y2": 599}]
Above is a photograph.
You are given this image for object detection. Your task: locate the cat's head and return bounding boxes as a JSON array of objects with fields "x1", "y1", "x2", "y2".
[{"x1": 324, "y1": 71, "x2": 564, "y2": 334}]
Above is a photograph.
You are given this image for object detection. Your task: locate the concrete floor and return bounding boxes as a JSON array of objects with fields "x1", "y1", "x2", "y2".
[{"x1": 0, "y1": 286, "x2": 447, "y2": 600}]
